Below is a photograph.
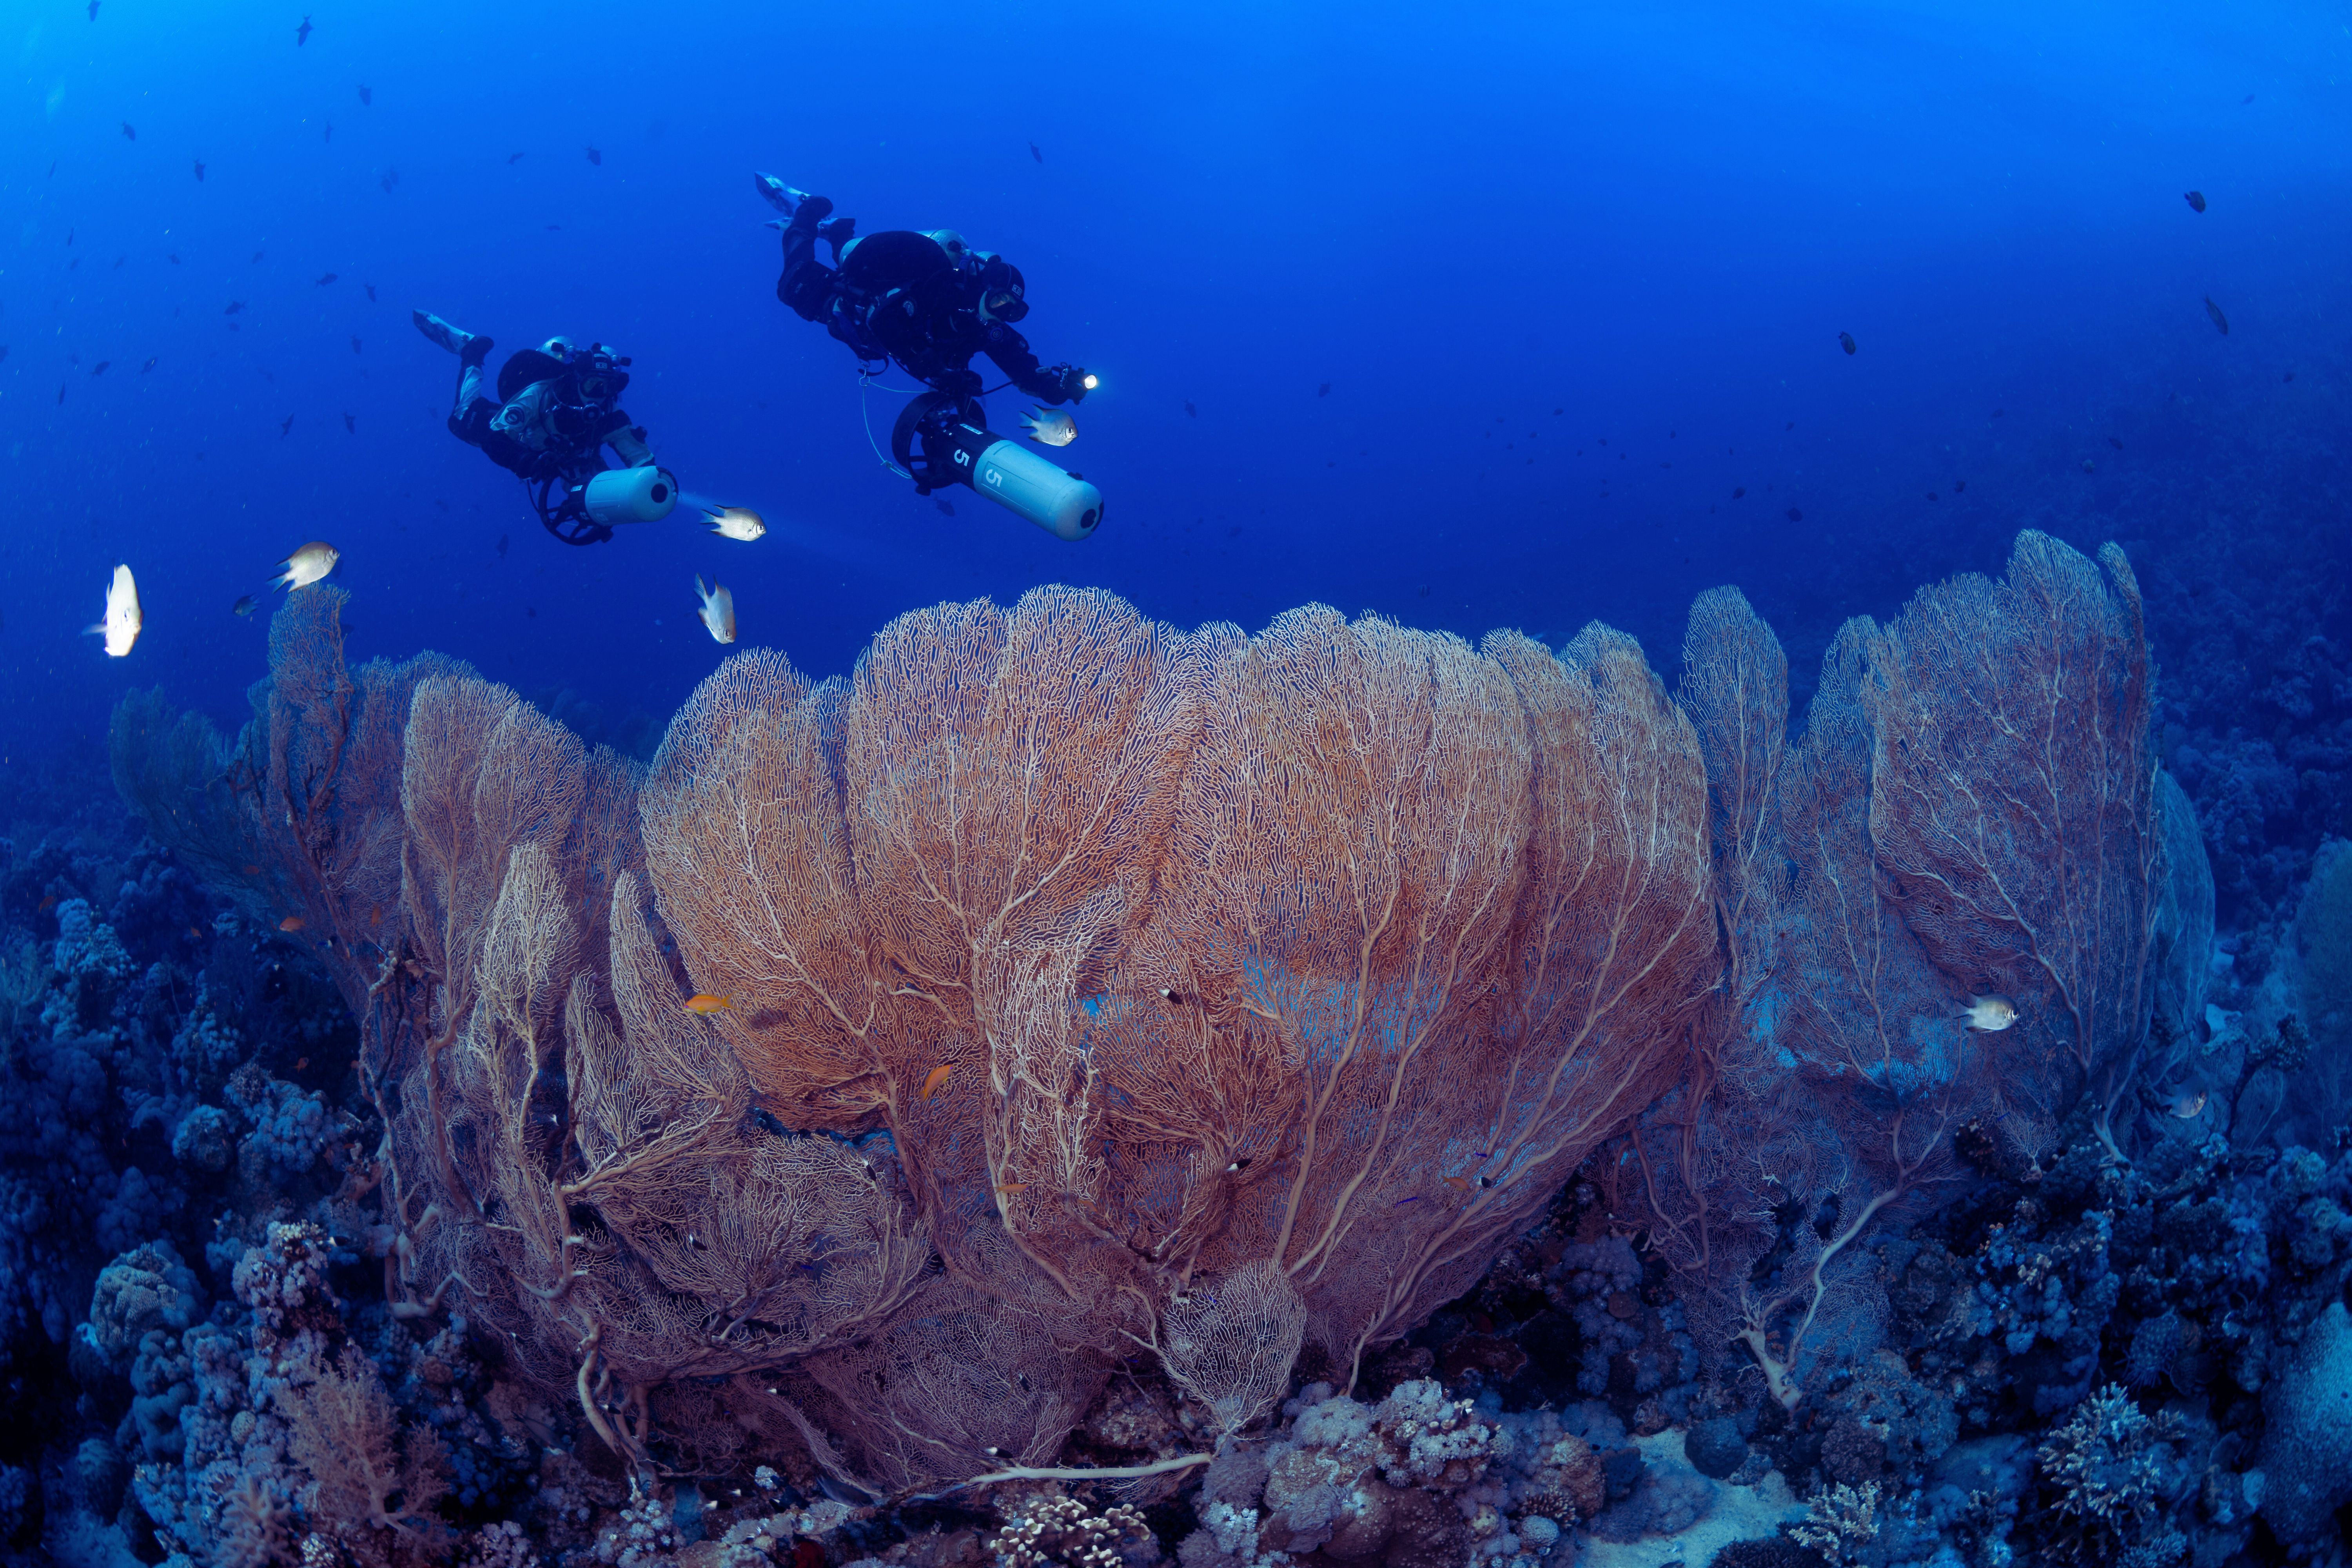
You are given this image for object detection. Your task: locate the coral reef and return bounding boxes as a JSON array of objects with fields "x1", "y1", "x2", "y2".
[{"x1": 0, "y1": 530, "x2": 2334, "y2": 1565}]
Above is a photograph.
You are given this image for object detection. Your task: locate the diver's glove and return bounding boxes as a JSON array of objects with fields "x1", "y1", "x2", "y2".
[{"x1": 1055, "y1": 365, "x2": 1092, "y2": 403}]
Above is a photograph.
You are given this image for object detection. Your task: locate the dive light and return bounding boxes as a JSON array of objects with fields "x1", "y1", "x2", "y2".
[{"x1": 579, "y1": 465, "x2": 679, "y2": 526}]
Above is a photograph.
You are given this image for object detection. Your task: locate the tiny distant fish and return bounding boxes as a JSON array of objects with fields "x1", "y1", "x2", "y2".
[
  {"x1": 65, "y1": 229, "x2": 73, "y2": 245},
  {"x1": 37, "y1": 895, "x2": 56, "y2": 913},
  {"x1": 1838, "y1": 331, "x2": 1856, "y2": 354},
  {"x1": 2183, "y1": 190, "x2": 2206, "y2": 213},
  {"x1": 585, "y1": 146, "x2": 602, "y2": 165},
  {"x1": 2082, "y1": 459, "x2": 2095, "y2": 473},
  {"x1": 1029, "y1": 142, "x2": 1043, "y2": 162},
  {"x1": 919, "y1": 1064, "x2": 953, "y2": 1103},
  {"x1": 279, "y1": 915, "x2": 305, "y2": 932},
  {"x1": 224, "y1": 300, "x2": 243, "y2": 315},
  {"x1": 496, "y1": 533, "x2": 510, "y2": 559},
  {"x1": 242, "y1": 865, "x2": 262, "y2": 876},
  {"x1": 1732, "y1": 486, "x2": 1746, "y2": 498},
  {"x1": 996, "y1": 1183, "x2": 1029, "y2": 1196},
  {"x1": 168, "y1": 252, "x2": 180, "y2": 263},
  {"x1": 1020, "y1": 406, "x2": 1076, "y2": 446},
  {"x1": 91, "y1": 361, "x2": 109, "y2": 376},
  {"x1": 2241, "y1": 93, "x2": 2254, "y2": 104},
  {"x1": 1394, "y1": 1196, "x2": 1425, "y2": 1207},
  {"x1": 1926, "y1": 492, "x2": 1938, "y2": 501},
  {"x1": 121, "y1": 121, "x2": 135, "y2": 140},
  {"x1": 506, "y1": 151, "x2": 524, "y2": 164},
  {"x1": 192, "y1": 159, "x2": 205, "y2": 181},
  {"x1": 358, "y1": 84, "x2": 372, "y2": 105},
  {"x1": 704, "y1": 506, "x2": 767, "y2": 542},
  {"x1": 324, "y1": 123, "x2": 333, "y2": 142},
  {"x1": 363, "y1": 282, "x2": 376, "y2": 301},
  {"x1": 1317, "y1": 381, "x2": 1330, "y2": 397},
  {"x1": 2107, "y1": 436, "x2": 2122, "y2": 450},
  {"x1": 1960, "y1": 994, "x2": 2018, "y2": 1032},
  {"x1": 272, "y1": 541, "x2": 339, "y2": 589},
  {"x1": 693, "y1": 574, "x2": 736, "y2": 643},
  {"x1": 2204, "y1": 296, "x2": 2229, "y2": 334},
  {"x1": 0, "y1": 347, "x2": 8, "y2": 365},
  {"x1": 342, "y1": 412, "x2": 354, "y2": 433},
  {"x1": 936, "y1": 499, "x2": 955, "y2": 516},
  {"x1": 1953, "y1": 478, "x2": 1965, "y2": 492},
  {"x1": 279, "y1": 414, "x2": 294, "y2": 436},
  {"x1": 350, "y1": 336, "x2": 362, "y2": 354},
  {"x1": 56, "y1": 383, "x2": 65, "y2": 404},
  {"x1": 380, "y1": 169, "x2": 397, "y2": 194},
  {"x1": 681, "y1": 993, "x2": 732, "y2": 1015},
  {"x1": 1184, "y1": 400, "x2": 1197, "y2": 417},
  {"x1": 2167, "y1": 1092, "x2": 2207, "y2": 1119},
  {"x1": 88, "y1": 564, "x2": 141, "y2": 656},
  {"x1": 232, "y1": 595, "x2": 256, "y2": 618},
  {"x1": 295, "y1": 14, "x2": 311, "y2": 44},
  {"x1": 87, "y1": 0, "x2": 97, "y2": 17},
  {"x1": 1443, "y1": 1176, "x2": 1472, "y2": 1191},
  {"x1": 1785, "y1": 507, "x2": 1802, "y2": 521},
  {"x1": 314, "y1": 272, "x2": 337, "y2": 286}
]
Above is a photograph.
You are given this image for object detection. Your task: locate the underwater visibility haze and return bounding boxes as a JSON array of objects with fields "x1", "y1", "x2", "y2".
[{"x1": 3, "y1": 3, "x2": 2351, "y2": 1566}]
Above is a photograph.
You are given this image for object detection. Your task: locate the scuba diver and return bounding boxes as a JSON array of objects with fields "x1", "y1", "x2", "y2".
[
  {"x1": 757, "y1": 174, "x2": 1092, "y2": 407},
  {"x1": 412, "y1": 311, "x2": 678, "y2": 545},
  {"x1": 755, "y1": 176, "x2": 1105, "y2": 542}
]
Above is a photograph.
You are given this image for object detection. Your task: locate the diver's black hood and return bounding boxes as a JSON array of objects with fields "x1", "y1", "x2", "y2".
[{"x1": 496, "y1": 348, "x2": 569, "y2": 403}]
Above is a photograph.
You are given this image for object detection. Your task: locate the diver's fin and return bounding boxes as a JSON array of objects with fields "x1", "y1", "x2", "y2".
[{"x1": 753, "y1": 171, "x2": 808, "y2": 215}]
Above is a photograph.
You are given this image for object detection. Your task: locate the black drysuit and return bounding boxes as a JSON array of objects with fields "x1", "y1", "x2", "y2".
[{"x1": 779, "y1": 227, "x2": 1074, "y2": 403}]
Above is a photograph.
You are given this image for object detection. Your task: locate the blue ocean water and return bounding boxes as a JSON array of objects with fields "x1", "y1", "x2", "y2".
[{"x1": 7, "y1": 0, "x2": 2344, "y2": 757}]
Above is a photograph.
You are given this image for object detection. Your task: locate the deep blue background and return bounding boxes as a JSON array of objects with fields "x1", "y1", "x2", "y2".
[{"x1": 4, "y1": 0, "x2": 2349, "y2": 760}]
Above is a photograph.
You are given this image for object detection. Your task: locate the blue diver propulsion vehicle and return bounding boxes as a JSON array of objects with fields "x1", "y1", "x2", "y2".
[
  {"x1": 526, "y1": 461, "x2": 680, "y2": 546},
  {"x1": 891, "y1": 391, "x2": 1103, "y2": 541}
]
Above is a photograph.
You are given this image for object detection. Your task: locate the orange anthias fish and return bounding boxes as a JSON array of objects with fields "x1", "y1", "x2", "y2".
[
  {"x1": 919, "y1": 1064, "x2": 953, "y2": 1103},
  {"x1": 278, "y1": 915, "x2": 305, "y2": 932},
  {"x1": 996, "y1": 1182, "x2": 1029, "y2": 1196},
  {"x1": 682, "y1": 993, "x2": 732, "y2": 1016}
]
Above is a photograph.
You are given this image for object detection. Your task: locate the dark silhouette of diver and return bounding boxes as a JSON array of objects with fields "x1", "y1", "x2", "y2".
[
  {"x1": 412, "y1": 311, "x2": 665, "y2": 545},
  {"x1": 757, "y1": 174, "x2": 1092, "y2": 406}
]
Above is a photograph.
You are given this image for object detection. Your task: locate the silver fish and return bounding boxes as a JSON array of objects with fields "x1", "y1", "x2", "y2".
[
  {"x1": 694, "y1": 575, "x2": 737, "y2": 644},
  {"x1": 1960, "y1": 994, "x2": 2018, "y2": 1032},
  {"x1": 272, "y1": 541, "x2": 340, "y2": 591},
  {"x1": 1019, "y1": 406, "x2": 1076, "y2": 447},
  {"x1": 703, "y1": 506, "x2": 767, "y2": 543},
  {"x1": 90, "y1": 564, "x2": 142, "y2": 657}
]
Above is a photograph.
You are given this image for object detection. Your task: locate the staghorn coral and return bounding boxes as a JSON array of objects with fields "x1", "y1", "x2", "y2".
[
  {"x1": 2032, "y1": 1383, "x2": 2184, "y2": 1563},
  {"x1": 987, "y1": 1494, "x2": 1159, "y2": 1568}
]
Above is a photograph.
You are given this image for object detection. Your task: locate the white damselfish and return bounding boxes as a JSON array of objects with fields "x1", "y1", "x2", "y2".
[
  {"x1": 89, "y1": 564, "x2": 142, "y2": 657},
  {"x1": 1019, "y1": 406, "x2": 1076, "y2": 447},
  {"x1": 694, "y1": 575, "x2": 737, "y2": 644},
  {"x1": 703, "y1": 506, "x2": 767, "y2": 542},
  {"x1": 271, "y1": 541, "x2": 340, "y2": 591}
]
